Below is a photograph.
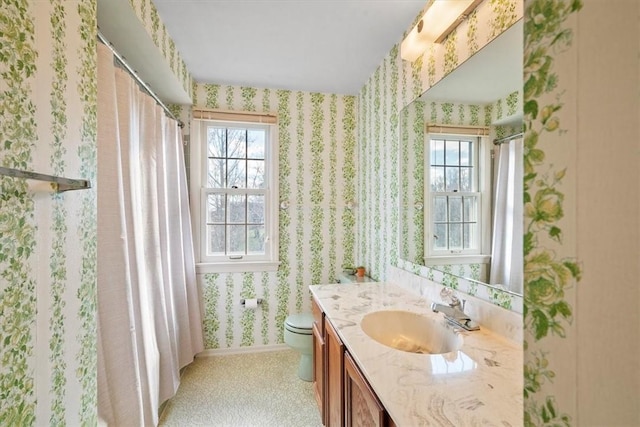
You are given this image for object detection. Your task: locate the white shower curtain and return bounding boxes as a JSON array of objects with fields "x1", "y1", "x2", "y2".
[
  {"x1": 96, "y1": 43, "x2": 204, "y2": 426},
  {"x1": 489, "y1": 137, "x2": 524, "y2": 293}
]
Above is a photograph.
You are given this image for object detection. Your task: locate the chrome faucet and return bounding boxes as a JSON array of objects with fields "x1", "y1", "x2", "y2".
[{"x1": 431, "y1": 289, "x2": 480, "y2": 331}]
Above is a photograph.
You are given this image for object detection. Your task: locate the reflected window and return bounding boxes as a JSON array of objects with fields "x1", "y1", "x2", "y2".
[
  {"x1": 430, "y1": 351, "x2": 477, "y2": 375},
  {"x1": 428, "y1": 136, "x2": 482, "y2": 255}
]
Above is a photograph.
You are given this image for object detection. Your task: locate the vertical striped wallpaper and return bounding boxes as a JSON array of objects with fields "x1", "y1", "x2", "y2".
[
  {"x1": 191, "y1": 84, "x2": 357, "y2": 349},
  {"x1": 0, "y1": 0, "x2": 97, "y2": 424},
  {"x1": 0, "y1": 1, "x2": 602, "y2": 425},
  {"x1": 129, "y1": 0, "x2": 194, "y2": 99},
  {"x1": 358, "y1": 0, "x2": 523, "y2": 292}
]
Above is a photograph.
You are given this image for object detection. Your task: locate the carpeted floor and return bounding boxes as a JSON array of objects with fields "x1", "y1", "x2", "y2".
[{"x1": 159, "y1": 349, "x2": 323, "y2": 427}]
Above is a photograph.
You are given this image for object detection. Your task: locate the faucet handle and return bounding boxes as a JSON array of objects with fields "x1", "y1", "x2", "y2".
[
  {"x1": 439, "y1": 287, "x2": 454, "y2": 300},
  {"x1": 440, "y1": 287, "x2": 467, "y2": 312},
  {"x1": 439, "y1": 287, "x2": 459, "y2": 305}
]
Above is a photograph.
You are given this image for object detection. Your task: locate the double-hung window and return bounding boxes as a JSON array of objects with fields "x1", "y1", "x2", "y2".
[
  {"x1": 426, "y1": 129, "x2": 491, "y2": 264},
  {"x1": 191, "y1": 112, "x2": 279, "y2": 273}
]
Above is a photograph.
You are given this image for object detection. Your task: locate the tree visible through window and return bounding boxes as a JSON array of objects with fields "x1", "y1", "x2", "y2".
[
  {"x1": 203, "y1": 123, "x2": 271, "y2": 260},
  {"x1": 429, "y1": 136, "x2": 480, "y2": 254}
]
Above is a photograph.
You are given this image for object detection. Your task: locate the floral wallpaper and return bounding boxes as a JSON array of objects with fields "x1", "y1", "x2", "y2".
[
  {"x1": 129, "y1": 0, "x2": 194, "y2": 100},
  {"x1": 387, "y1": 58, "x2": 524, "y2": 311},
  {"x1": 0, "y1": 0, "x2": 97, "y2": 425},
  {"x1": 360, "y1": 0, "x2": 610, "y2": 424},
  {"x1": 191, "y1": 84, "x2": 357, "y2": 349},
  {"x1": 522, "y1": 0, "x2": 582, "y2": 424},
  {"x1": 1, "y1": 0, "x2": 623, "y2": 425},
  {"x1": 0, "y1": 1, "x2": 37, "y2": 424},
  {"x1": 360, "y1": 0, "x2": 523, "y2": 292}
]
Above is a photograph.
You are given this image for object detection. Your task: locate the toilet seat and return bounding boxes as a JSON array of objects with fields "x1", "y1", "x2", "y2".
[{"x1": 284, "y1": 313, "x2": 313, "y2": 335}]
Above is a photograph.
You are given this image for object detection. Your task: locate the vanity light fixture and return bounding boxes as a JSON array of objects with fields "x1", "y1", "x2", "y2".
[{"x1": 400, "y1": 0, "x2": 483, "y2": 62}]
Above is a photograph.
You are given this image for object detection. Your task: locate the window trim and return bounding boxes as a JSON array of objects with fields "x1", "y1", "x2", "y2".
[
  {"x1": 190, "y1": 117, "x2": 279, "y2": 273},
  {"x1": 424, "y1": 132, "x2": 491, "y2": 263}
]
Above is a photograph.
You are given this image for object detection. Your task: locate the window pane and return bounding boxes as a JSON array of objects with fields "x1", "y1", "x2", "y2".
[
  {"x1": 228, "y1": 195, "x2": 245, "y2": 223},
  {"x1": 207, "y1": 225, "x2": 225, "y2": 255},
  {"x1": 449, "y1": 223, "x2": 462, "y2": 250},
  {"x1": 445, "y1": 140, "x2": 459, "y2": 165},
  {"x1": 431, "y1": 167, "x2": 445, "y2": 192},
  {"x1": 463, "y1": 196, "x2": 477, "y2": 222},
  {"x1": 460, "y1": 167, "x2": 472, "y2": 191},
  {"x1": 463, "y1": 223, "x2": 471, "y2": 249},
  {"x1": 247, "y1": 195, "x2": 265, "y2": 224},
  {"x1": 460, "y1": 140, "x2": 471, "y2": 166},
  {"x1": 431, "y1": 140, "x2": 444, "y2": 165},
  {"x1": 247, "y1": 129, "x2": 265, "y2": 159},
  {"x1": 247, "y1": 160, "x2": 265, "y2": 189},
  {"x1": 434, "y1": 196, "x2": 447, "y2": 222},
  {"x1": 207, "y1": 194, "x2": 225, "y2": 223},
  {"x1": 463, "y1": 223, "x2": 477, "y2": 249},
  {"x1": 445, "y1": 167, "x2": 459, "y2": 192},
  {"x1": 434, "y1": 223, "x2": 447, "y2": 249},
  {"x1": 227, "y1": 159, "x2": 246, "y2": 188},
  {"x1": 207, "y1": 127, "x2": 225, "y2": 158},
  {"x1": 228, "y1": 225, "x2": 245, "y2": 254},
  {"x1": 227, "y1": 128, "x2": 246, "y2": 159},
  {"x1": 207, "y1": 158, "x2": 225, "y2": 188},
  {"x1": 449, "y1": 196, "x2": 462, "y2": 222},
  {"x1": 247, "y1": 225, "x2": 266, "y2": 254}
]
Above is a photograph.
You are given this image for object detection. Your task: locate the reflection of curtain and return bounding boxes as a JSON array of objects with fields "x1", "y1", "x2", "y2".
[
  {"x1": 96, "y1": 43, "x2": 204, "y2": 426},
  {"x1": 490, "y1": 137, "x2": 523, "y2": 293}
]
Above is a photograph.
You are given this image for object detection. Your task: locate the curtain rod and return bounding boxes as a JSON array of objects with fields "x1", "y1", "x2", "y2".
[
  {"x1": 97, "y1": 30, "x2": 184, "y2": 128},
  {"x1": 493, "y1": 132, "x2": 524, "y2": 145}
]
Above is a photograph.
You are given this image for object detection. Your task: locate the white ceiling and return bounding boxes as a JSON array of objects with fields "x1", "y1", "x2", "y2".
[{"x1": 151, "y1": 0, "x2": 427, "y2": 95}]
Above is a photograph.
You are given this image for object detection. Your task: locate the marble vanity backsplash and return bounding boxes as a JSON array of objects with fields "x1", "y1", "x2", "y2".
[
  {"x1": 395, "y1": 260, "x2": 523, "y2": 313},
  {"x1": 389, "y1": 266, "x2": 523, "y2": 344}
]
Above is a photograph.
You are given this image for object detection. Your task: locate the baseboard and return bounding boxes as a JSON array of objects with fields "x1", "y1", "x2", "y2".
[{"x1": 196, "y1": 343, "x2": 289, "y2": 357}]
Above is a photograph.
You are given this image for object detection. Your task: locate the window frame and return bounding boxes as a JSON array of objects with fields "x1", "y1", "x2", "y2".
[
  {"x1": 424, "y1": 133, "x2": 491, "y2": 265},
  {"x1": 190, "y1": 118, "x2": 279, "y2": 273}
]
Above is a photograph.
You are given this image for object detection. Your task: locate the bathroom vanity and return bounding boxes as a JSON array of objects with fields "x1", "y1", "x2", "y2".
[{"x1": 310, "y1": 282, "x2": 522, "y2": 426}]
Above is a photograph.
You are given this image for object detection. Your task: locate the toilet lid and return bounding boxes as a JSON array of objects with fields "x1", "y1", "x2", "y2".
[{"x1": 285, "y1": 313, "x2": 313, "y2": 334}]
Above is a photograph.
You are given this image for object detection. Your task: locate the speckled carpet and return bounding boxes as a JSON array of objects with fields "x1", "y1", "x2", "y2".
[{"x1": 158, "y1": 349, "x2": 323, "y2": 427}]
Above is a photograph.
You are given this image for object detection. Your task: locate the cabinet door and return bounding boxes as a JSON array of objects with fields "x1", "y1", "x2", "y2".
[
  {"x1": 344, "y1": 352, "x2": 386, "y2": 427},
  {"x1": 312, "y1": 297, "x2": 324, "y2": 335},
  {"x1": 325, "y1": 318, "x2": 344, "y2": 427},
  {"x1": 312, "y1": 321, "x2": 326, "y2": 424}
]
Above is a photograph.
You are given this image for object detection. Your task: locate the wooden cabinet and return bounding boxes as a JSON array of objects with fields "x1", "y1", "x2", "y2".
[
  {"x1": 312, "y1": 296, "x2": 395, "y2": 427},
  {"x1": 312, "y1": 321, "x2": 325, "y2": 424},
  {"x1": 325, "y1": 316, "x2": 344, "y2": 427},
  {"x1": 344, "y1": 352, "x2": 385, "y2": 427},
  {"x1": 312, "y1": 298, "x2": 326, "y2": 424}
]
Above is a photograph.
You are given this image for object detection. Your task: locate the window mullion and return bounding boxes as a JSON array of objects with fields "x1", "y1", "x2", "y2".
[{"x1": 198, "y1": 120, "x2": 277, "y2": 268}]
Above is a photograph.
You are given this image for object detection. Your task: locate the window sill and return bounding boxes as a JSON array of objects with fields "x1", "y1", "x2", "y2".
[
  {"x1": 424, "y1": 254, "x2": 491, "y2": 266},
  {"x1": 196, "y1": 261, "x2": 280, "y2": 274}
]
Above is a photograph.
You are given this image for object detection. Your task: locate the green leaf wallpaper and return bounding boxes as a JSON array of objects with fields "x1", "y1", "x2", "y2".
[
  {"x1": 522, "y1": 0, "x2": 582, "y2": 424},
  {"x1": 359, "y1": 0, "x2": 589, "y2": 424},
  {"x1": 0, "y1": 0, "x2": 98, "y2": 425},
  {"x1": 76, "y1": 1, "x2": 99, "y2": 424},
  {"x1": 49, "y1": 0, "x2": 69, "y2": 424},
  {"x1": 1, "y1": 0, "x2": 622, "y2": 424},
  {"x1": 0, "y1": 1, "x2": 37, "y2": 424},
  {"x1": 378, "y1": 89, "x2": 523, "y2": 310},
  {"x1": 129, "y1": 0, "x2": 194, "y2": 100},
  {"x1": 193, "y1": 84, "x2": 357, "y2": 349}
]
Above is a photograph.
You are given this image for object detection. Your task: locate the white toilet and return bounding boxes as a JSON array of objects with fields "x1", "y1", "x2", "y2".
[{"x1": 283, "y1": 313, "x2": 314, "y2": 382}]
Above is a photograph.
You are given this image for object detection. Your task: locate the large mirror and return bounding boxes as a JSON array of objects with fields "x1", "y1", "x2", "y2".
[{"x1": 399, "y1": 20, "x2": 524, "y2": 296}]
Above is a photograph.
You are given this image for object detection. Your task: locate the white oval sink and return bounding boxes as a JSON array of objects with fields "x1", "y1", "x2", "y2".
[{"x1": 360, "y1": 310, "x2": 463, "y2": 354}]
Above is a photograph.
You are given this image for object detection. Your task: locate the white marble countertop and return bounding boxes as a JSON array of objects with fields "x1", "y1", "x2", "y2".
[{"x1": 309, "y1": 282, "x2": 523, "y2": 427}]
